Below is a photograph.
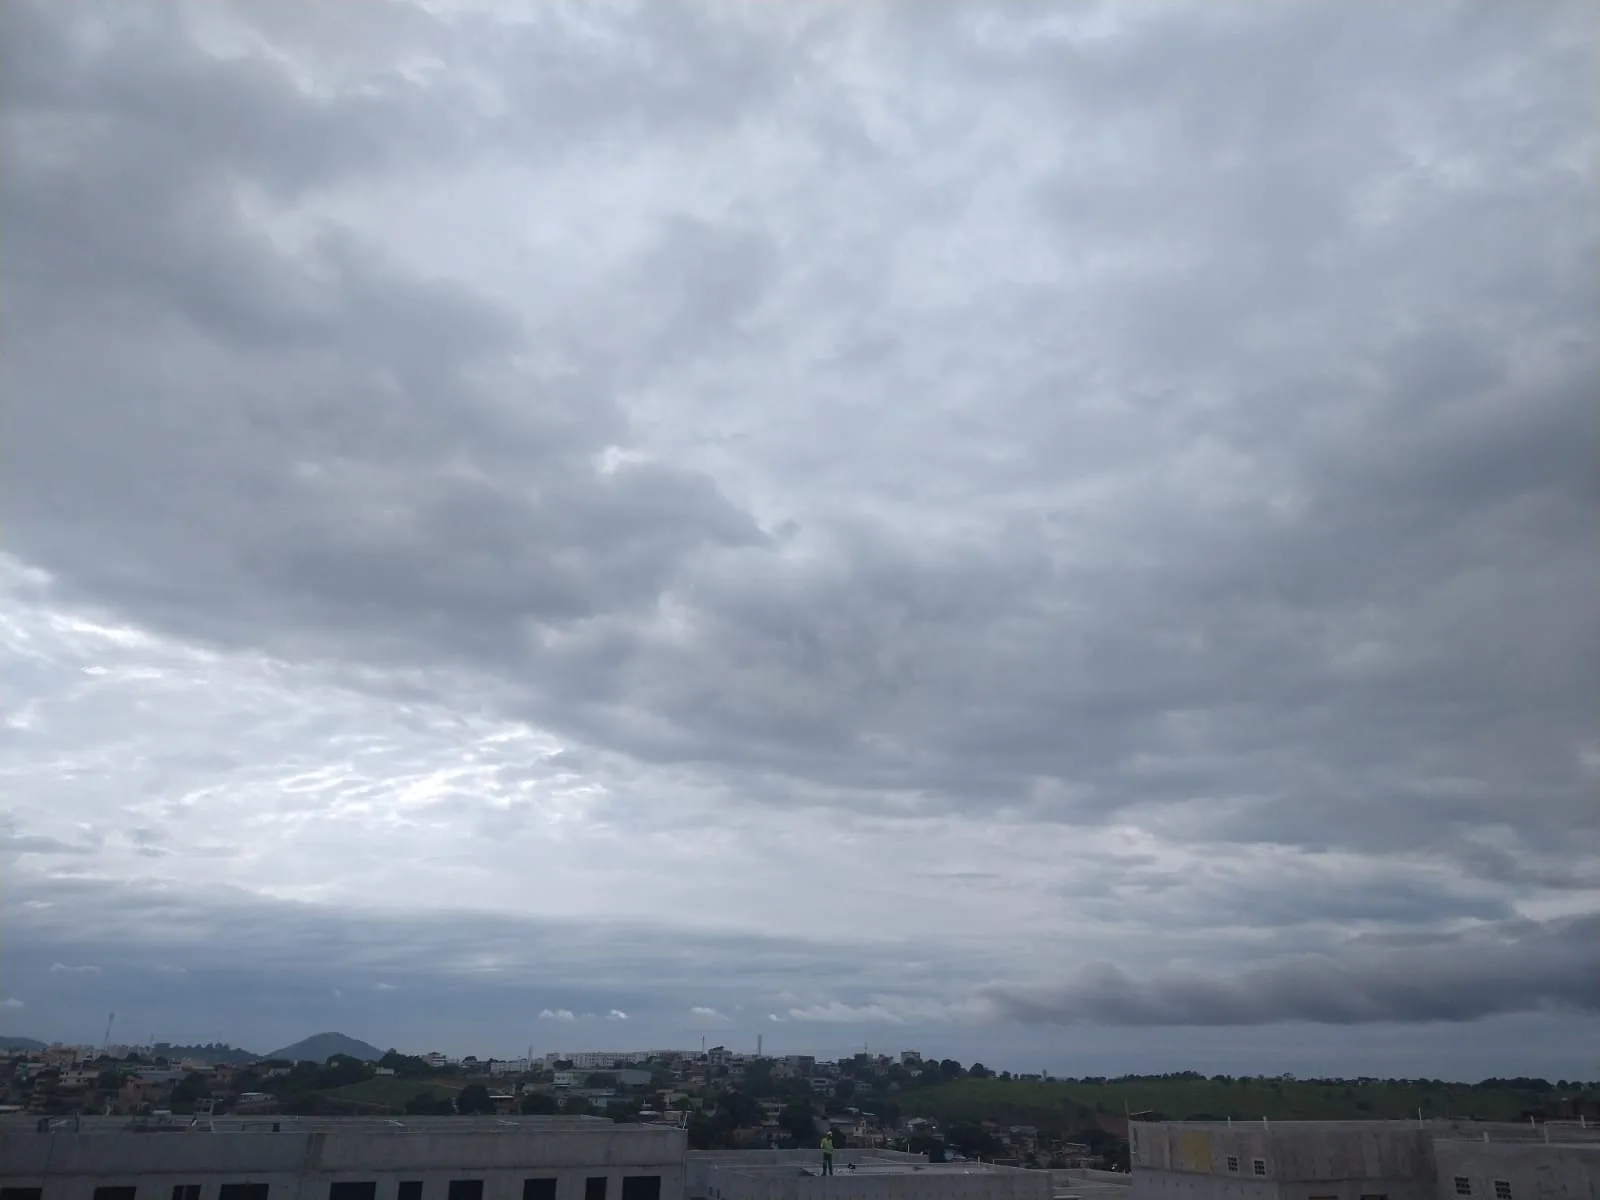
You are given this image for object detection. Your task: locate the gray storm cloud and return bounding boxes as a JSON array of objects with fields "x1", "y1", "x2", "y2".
[
  {"x1": 0, "y1": 0, "x2": 1595, "y2": 1070},
  {"x1": 984, "y1": 916, "x2": 1600, "y2": 1027}
]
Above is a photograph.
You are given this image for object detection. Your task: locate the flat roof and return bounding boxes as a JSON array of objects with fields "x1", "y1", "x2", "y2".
[
  {"x1": 0, "y1": 1115, "x2": 667, "y2": 1136},
  {"x1": 711, "y1": 1162, "x2": 1028, "y2": 1178}
]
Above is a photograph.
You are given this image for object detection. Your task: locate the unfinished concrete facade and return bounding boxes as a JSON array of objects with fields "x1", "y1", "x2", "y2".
[
  {"x1": 1130, "y1": 1122, "x2": 1600, "y2": 1200},
  {"x1": 0, "y1": 1116, "x2": 685, "y2": 1200},
  {"x1": 1431, "y1": 1138, "x2": 1599, "y2": 1200}
]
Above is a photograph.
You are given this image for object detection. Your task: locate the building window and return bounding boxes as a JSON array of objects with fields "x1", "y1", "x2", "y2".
[
  {"x1": 3, "y1": 1191, "x2": 45, "y2": 1200},
  {"x1": 1226, "y1": 1158, "x2": 1239, "y2": 1173},
  {"x1": 1360, "y1": 1194, "x2": 1389, "y2": 1200},
  {"x1": 1493, "y1": 1184, "x2": 1511, "y2": 1200},
  {"x1": 398, "y1": 1186, "x2": 422, "y2": 1200},
  {"x1": 96, "y1": 1189, "x2": 138, "y2": 1200},
  {"x1": 330, "y1": 1186, "x2": 376, "y2": 1200},
  {"x1": 447, "y1": 1185, "x2": 483, "y2": 1200},
  {"x1": 524, "y1": 1182, "x2": 557, "y2": 1200},
  {"x1": 219, "y1": 1188, "x2": 269, "y2": 1200},
  {"x1": 1454, "y1": 1180, "x2": 1472, "y2": 1197},
  {"x1": 586, "y1": 1179, "x2": 608, "y2": 1200},
  {"x1": 621, "y1": 1180, "x2": 661, "y2": 1200},
  {"x1": 174, "y1": 1187, "x2": 202, "y2": 1200},
  {"x1": 1252, "y1": 1160, "x2": 1267, "y2": 1177}
]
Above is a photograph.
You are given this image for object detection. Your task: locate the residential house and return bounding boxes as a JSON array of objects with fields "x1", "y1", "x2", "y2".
[{"x1": 120, "y1": 1075, "x2": 173, "y2": 1109}]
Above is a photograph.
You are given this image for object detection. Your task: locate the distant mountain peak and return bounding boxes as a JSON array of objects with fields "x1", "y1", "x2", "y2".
[{"x1": 266, "y1": 1032, "x2": 384, "y2": 1063}]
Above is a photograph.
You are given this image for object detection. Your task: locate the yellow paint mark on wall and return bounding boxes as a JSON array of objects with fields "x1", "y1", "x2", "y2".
[{"x1": 1175, "y1": 1132, "x2": 1214, "y2": 1173}]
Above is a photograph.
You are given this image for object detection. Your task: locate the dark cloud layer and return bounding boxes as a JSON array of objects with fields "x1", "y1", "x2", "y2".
[
  {"x1": 0, "y1": 0, "x2": 1595, "y2": 1070},
  {"x1": 986, "y1": 915, "x2": 1600, "y2": 1027}
]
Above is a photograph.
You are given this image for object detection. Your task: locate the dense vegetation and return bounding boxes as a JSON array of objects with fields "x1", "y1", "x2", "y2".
[{"x1": 897, "y1": 1072, "x2": 1598, "y2": 1131}]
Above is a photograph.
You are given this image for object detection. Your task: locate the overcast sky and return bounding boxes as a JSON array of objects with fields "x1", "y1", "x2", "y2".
[{"x1": 2, "y1": 0, "x2": 1596, "y2": 1080}]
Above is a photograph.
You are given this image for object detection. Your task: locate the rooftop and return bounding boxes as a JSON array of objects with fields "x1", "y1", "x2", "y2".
[
  {"x1": 710, "y1": 1161, "x2": 1031, "y2": 1179},
  {"x1": 0, "y1": 1114, "x2": 660, "y2": 1136}
]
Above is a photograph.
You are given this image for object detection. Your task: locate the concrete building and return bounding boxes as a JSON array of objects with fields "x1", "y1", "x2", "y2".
[
  {"x1": 1129, "y1": 1121, "x2": 1600, "y2": 1200},
  {"x1": 692, "y1": 1152, "x2": 1049, "y2": 1200},
  {"x1": 1431, "y1": 1136, "x2": 1599, "y2": 1200},
  {"x1": 0, "y1": 1115, "x2": 684, "y2": 1200}
]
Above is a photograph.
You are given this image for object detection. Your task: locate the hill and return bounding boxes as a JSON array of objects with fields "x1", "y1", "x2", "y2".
[
  {"x1": 0, "y1": 1035, "x2": 47, "y2": 1052},
  {"x1": 266, "y1": 1032, "x2": 384, "y2": 1063},
  {"x1": 897, "y1": 1076, "x2": 1582, "y2": 1134}
]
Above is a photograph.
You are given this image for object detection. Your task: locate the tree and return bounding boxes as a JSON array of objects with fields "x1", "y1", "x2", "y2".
[
  {"x1": 315, "y1": 1055, "x2": 371, "y2": 1091},
  {"x1": 968, "y1": 1063, "x2": 992, "y2": 1079},
  {"x1": 946, "y1": 1123, "x2": 1005, "y2": 1160},
  {"x1": 686, "y1": 1113, "x2": 718, "y2": 1150},
  {"x1": 939, "y1": 1059, "x2": 964, "y2": 1078},
  {"x1": 170, "y1": 1073, "x2": 210, "y2": 1105},
  {"x1": 456, "y1": 1084, "x2": 494, "y2": 1115},
  {"x1": 719, "y1": 1090, "x2": 762, "y2": 1129},
  {"x1": 779, "y1": 1101, "x2": 818, "y2": 1147},
  {"x1": 834, "y1": 1080, "x2": 856, "y2": 1102},
  {"x1": 380, "y1": 1051, "x2": 433, "y2": 1078},
  {"x1": 908, "y1": 1134, "x2": 946, "y2": 1162},
  {"x1": 565, "y1": 1095, "x2": 593, "y2": 1116},
  {"x1": 742, "y1": 1059, "x2": 776, "y2": 1096},
  {"x1": 521, "y1": 1091, "x2": 560, "y2": 1115}
]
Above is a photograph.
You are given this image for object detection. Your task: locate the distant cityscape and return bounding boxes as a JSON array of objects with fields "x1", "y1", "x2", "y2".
[{"x1": 3, "y1": 1030, "x2": 1596, "y2": 1170}]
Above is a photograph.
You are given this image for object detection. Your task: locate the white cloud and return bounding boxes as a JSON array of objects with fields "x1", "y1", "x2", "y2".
[
  {"x1": 786, "y1": 1001, "x2": 916, "y2": 1025},
  {"x1": 690, "y1": 1006, "x2": 727, "y2": 1021},
  {"x1": 767, "y1": 1013, "x2": 785, "y2": 1023},
  {"x1": 539, "y1": 1008, "x2": 577, "y2": 1022},
  {"x1": 1, "y1": 998, "x2": 24, "y2": 1009},
  {"x1": 49, "y1": 962, "x2": 100, "y2": 974},
  {"x1": 606, "y1": 1009, "x2": 629, "y2": 1021},
  {"x1": 376, "y1": 982, "x2": 399, "y2": 991}
]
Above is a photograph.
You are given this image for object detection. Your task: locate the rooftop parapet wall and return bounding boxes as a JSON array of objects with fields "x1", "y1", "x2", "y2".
[
  {"x1": 1432, "y1": 1139, "x2": 1600, "y2": 1200},
  {"x1": 1132, "y1": 1123, "x2": 1445, "y2": 1183},
  {"x1": 0, "y1": 1122, "x2": 687, "y2": 1180}
]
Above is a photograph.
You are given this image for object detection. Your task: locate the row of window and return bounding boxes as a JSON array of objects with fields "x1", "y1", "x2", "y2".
[
  {"x1": 1223, "y1": 1156, "x2": 1268, "y2": 1176},
  {"x1": 1, "y1": 1179, "x2": 662, "y2": 1200},
  {"x1": 1455, "y1": 1177, "x2": 1514, "y2": 1200}
]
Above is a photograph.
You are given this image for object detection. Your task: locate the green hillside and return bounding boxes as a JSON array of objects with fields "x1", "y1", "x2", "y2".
[
  {"x1": 898, "y1": 1076, "x2": 1586, "y2": 1133},
  {"x1": 322, "y1": 1076, "x2": 462, "y2": 1111}
]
